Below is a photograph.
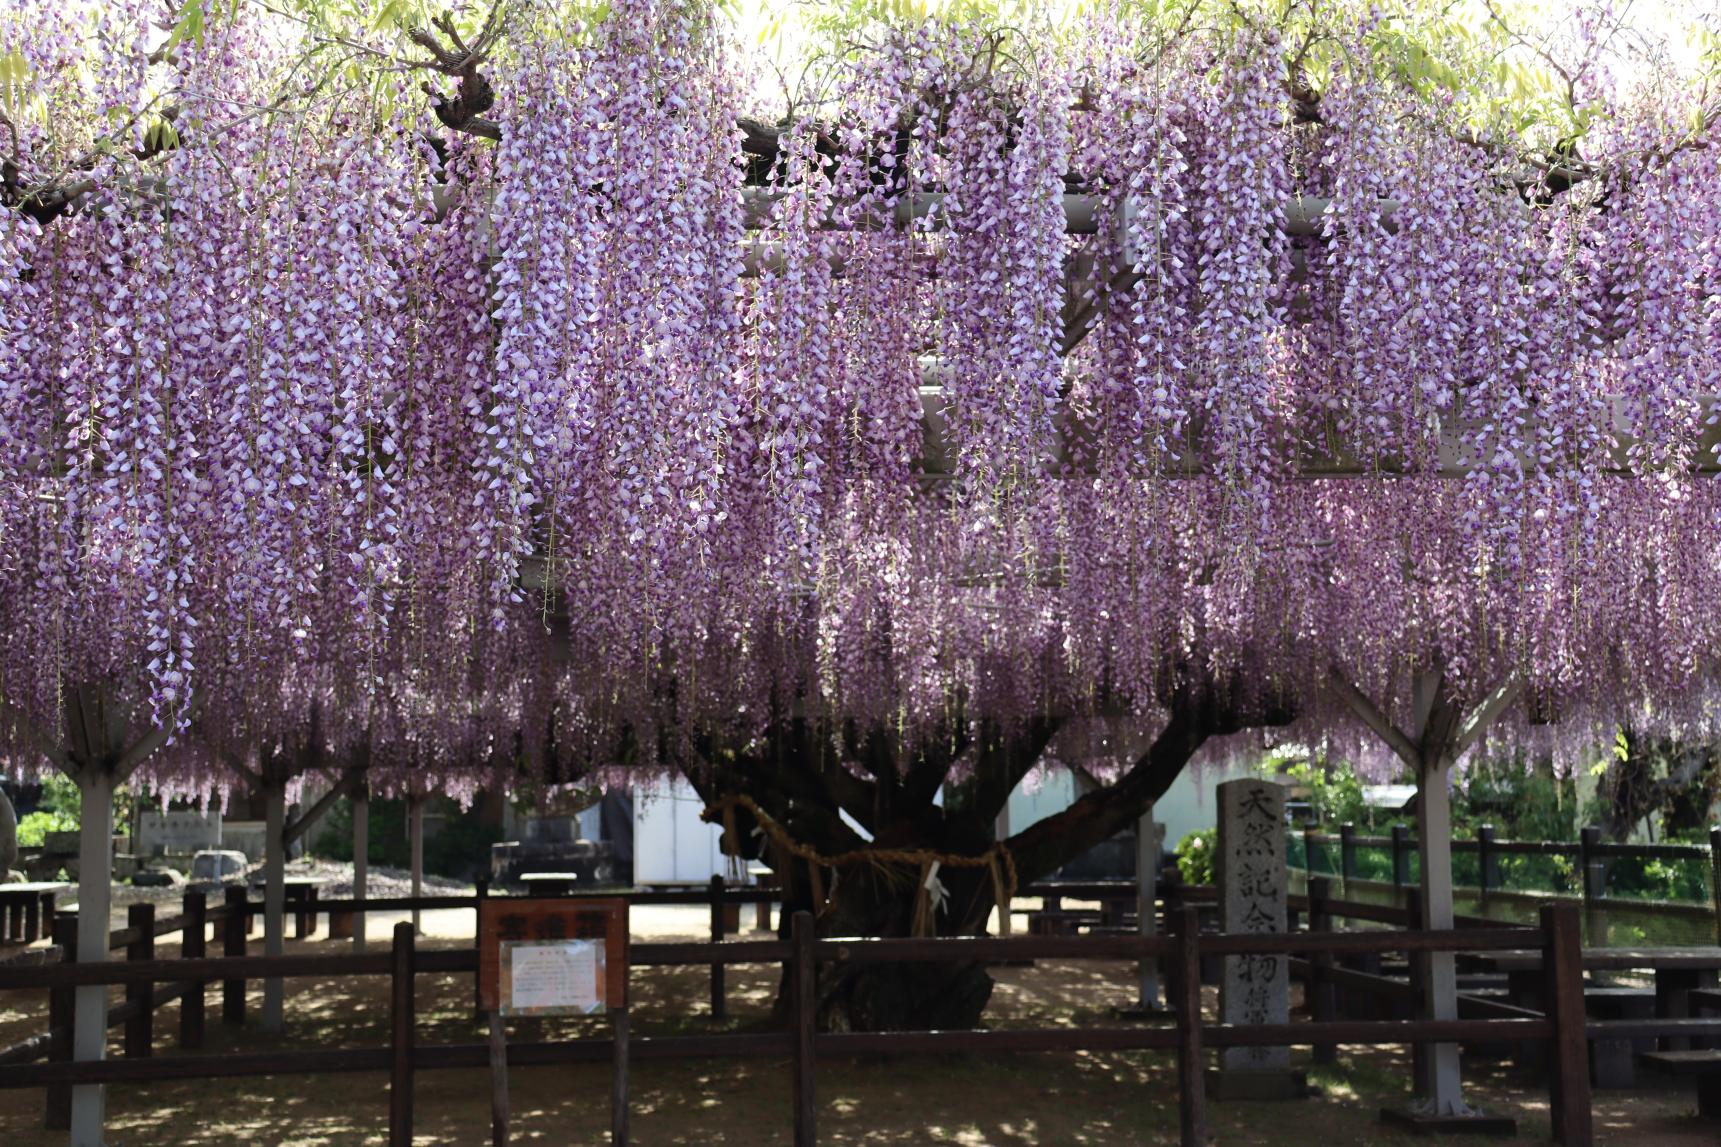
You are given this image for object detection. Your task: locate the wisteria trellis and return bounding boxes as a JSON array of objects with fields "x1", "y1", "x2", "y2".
[{"x1": 1, "y1": 0, "x2": 1720, "y2": 790}]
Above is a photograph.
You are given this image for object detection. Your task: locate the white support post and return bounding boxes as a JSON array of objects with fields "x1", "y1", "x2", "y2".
[
  {"x1": 352, "y1": 786, "x2": 368, "y2": 952},
  {"x1": 1136, "y1": 804, "x2": 1162, "y2": 1011},
  {"x1": 409, "y1": 797, "x2": 425, "y2": 934},
  {"x1": 1414, "y1": 760, "x2": 1466, "y2": 1116},
  {"x1": 263, "y1": 781, "x2": 286, "y2": 1033},
  {"x1": 70, "y1": 769, "x2": 115, "y2": 1147},
  {"x1": 1329, "y1": 664, "x2": 1521, "y2": 1124}
]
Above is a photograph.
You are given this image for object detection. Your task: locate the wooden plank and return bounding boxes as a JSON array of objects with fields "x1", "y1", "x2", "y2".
[
  {"x1": 124, "y1": 904, "x2": 154, "y2": 1059},
  {"x1": 1639, "y1": 1049, "x2": 1721, "y2": 1074},
  {"x1": 4, "y1": 1047, "x2": 391, "y2": 1087},
  {"x1": 1172, "y1": 906, "x2": 1206, "y2": 1147},
  {"x1": 611, "y1": 1005, "x2": 630, "y2": 1147},
  {"x1": 613, "y1": 923, "x2": 631, "y2": 1146},
  {"x1": 180, "y1": 891, "x2": 206, "y2": 1050},
  {"x1": 1203, "y1": 927, "x2": 1534, "y2": 956},
  {"x1": 44, "y1": 914, "x2": 74, "y2": 1129},
  {"x1": 814, "y1": 934, "x2": 1172, "y2": 963},
  {"x1": 487, "y1": 1013, "x2": 508, "y2": 1147},
  {"x1": 819, "y1": 1028, "x2": 1180, "y2": 1056},
  {"x1": 631, "y1": 940, "x2": 790, "y2": 965},
  {"x1": 709, "y1": 875, "x2": 726, "y2": 1021},
  {"x1": 413, "y1": 1032, "x2": 793, "y2": 1071},
  {"x1": 4, "y1": 1034, "x2": 795, "y2": 1087},
  {"x1": 222, "y1": 887, "x2": 247, "y2": 1026},
  {"x1": 1543, "y1": 905, "x2": 1593, "y2": 1147},
  {"x1": 1473, "y1": 946, "x2": 1721, "y2": 972},
  {"x1": 1201, "y1": 1018, "x2": 1552, "y2": 1045},
  {"x1": 0, "y1": 951, "x2": 396, "y2": 989},
  {"x1": 389, "y1": 922, "x2": 415, "y2": 1147},
  {"x1": 1306, "y1": 878, "x2": 1337, "y2": 1066},
  {"x1": 1584, "y1": 1018, "x2": 1721, "y2": 1039},
  {"x1": 792, "y1": 911, "x2": 816, "y2": 1147}
]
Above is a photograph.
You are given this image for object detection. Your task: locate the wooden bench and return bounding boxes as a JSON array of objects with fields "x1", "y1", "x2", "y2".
[
  {"x1": 1639, "y1": 1050, "x2": 1721, "y2": 1119},
  {"x1": 0, "y1": 884, "x2": 65, "y2": 945},
  {"x1": 1586, "y1": 987, "x2": 1656, "y2": 1089}
]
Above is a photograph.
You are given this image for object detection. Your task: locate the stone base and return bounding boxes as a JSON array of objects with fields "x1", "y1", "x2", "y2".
[
  {"x1": 1378, "y1": 1108, "x2": 1518, "y2": 1136},
  {"x1": 1204, "y1": 1068, "x2": 1308, "y2": 1101}
]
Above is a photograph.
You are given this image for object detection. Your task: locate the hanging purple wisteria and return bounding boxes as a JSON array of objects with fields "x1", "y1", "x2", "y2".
[{"x1": 2, "y1": 0, "x2": 1720, "y2": 789}]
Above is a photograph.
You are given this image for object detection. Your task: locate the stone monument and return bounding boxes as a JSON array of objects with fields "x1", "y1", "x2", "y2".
[
  {"x1": 138, "y1": 809, "x2": 222, "y2": 858},
  {"x1": 1207, "y1": 778, "x2": 1305, "y2": 1100}
]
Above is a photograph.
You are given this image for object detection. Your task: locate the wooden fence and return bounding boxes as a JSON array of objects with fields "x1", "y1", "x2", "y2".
[
  {"x1": 11, "y1": 894, "x2": 1721, "y2": 1146},
  {"x1": 1291, "y1": 824, "x2": 1721, "y2": 940}
]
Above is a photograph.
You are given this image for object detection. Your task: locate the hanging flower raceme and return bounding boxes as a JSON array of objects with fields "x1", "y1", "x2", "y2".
[
  {"x1": 487, "y1": 0, "x2": 742, "y2": 661},
  {"x1": 932, "y1": 30, "x2": 1070, "y2": 496}
]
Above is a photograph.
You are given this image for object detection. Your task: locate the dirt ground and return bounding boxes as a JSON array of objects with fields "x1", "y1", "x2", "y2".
[{"x1": 1, "y1": 906, "x2": 1715, "y2": 1146}]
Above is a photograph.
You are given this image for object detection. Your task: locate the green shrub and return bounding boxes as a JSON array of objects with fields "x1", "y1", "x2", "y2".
[
  {"x1": 1175, "y1": 828, "x2": 1216, "y2": 885},
  {"x1": 17, "y1": 809, "x2": 77, "y2": 848}
]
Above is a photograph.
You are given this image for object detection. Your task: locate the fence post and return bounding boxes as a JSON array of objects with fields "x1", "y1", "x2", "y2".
[
  {"x1": 612, "y1": 924, "x2": 631, "y2": 1147},
  {"x1": 1161, "y1": 865, "x2": 1184, "y2": 914},
  {"x1": 45, "y1": 913, "x2": 77, "y2": 1130},
  {"x1": 710, "y1": 873, "x2": 727, "y2": 1021},
  {"x1": 389, "y1": 921, "x2": 417, "y2": 1147},
  {"x1": 1579, "y1": 825, "x2": 1603, "y2": 900},
  {"x1": 1403, "y1": 886, "x2": 1426, "y2": 1091},
  {"x1": 1541, "y1": 904, "x2": 1593, "y2": 1147},
  {"x1": 791, "y1": 910, "x2": 816, "y2": 1147},
  {"x1": 1172, "y1": 905, "x2": 1206, "y2": 1147},
  {"x1": 1302, "y1": 823, "x2": 1319, "y2": 875},
  {"x1": 1711, "y1": 826, "x2": 1721, "y2": 947},
  {"x1": 181, "y1": 889, "x2": 206, "y2": 1050},
  {"x1": 1580, "y1": 825, "x2": 1606, "y2": 945},
  {"x1": 1477, "y1": 825, "x2": 1497, "y2": 903},
  {"x1": 1307, "y1": 877, "x2": 1336, "y2": 1066},
  {"x1": 1339, "y1": 823, "x2": 1357, "y2": 894},
  {"x1": 125, "y1": 903, "x2": 155, "y2": 1058},
  {"x1": 474, "y1": 875, "x2": 489, "y2": 1011},
  {"x1": 1390, "y1": 824, "x2": 1411, "y2": 893},
  {"x1": 223, "y1": 885, "x2": 247, "y2": 1026}
]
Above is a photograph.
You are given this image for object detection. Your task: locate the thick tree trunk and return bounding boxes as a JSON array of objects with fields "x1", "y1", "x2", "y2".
[
  {"x1": 703, "y1": 686, "x2": 1296, "y2": 1033},
  {"x1": 804, "y1": 861, "x2": 999, "y2": 1031}
]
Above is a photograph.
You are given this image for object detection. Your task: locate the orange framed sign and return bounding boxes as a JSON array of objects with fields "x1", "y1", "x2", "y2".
[{"x1": 479, "y1": 898, "x2": 628, "y2": 1013}]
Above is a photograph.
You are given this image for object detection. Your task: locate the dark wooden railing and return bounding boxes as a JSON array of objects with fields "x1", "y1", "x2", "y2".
[
  {"x1": 7, "y1": 898, "x2": 1717, "y2": 1146},
  {"x1": 1291, "y1": 823, "x2": 1721, "y2": 939}
]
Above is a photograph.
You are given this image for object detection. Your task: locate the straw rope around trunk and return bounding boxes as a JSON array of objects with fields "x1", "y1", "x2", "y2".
[{"x1": 701, "y1": 792, "x2": 1015, "y2": 935}]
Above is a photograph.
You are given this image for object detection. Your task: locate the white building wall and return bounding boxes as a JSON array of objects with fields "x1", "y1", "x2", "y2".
[{"x1": 631, "y1": 777, "x2": 737, "y2": 885}]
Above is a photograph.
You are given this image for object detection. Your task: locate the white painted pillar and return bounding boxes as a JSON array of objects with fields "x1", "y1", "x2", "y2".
[
  {"x1": 352, "y1": 787, "x2": 368, "y2": 952},
  {"x1": 409, "y1": 797, "x2": 424, "y2": 934},
  {"x1": 1414, "y1": 759, "x2": 1468, "y2": 1116},
  {"x1": 70, "y1": 769, "x2": 115, "y2": 1147},
  {"x1": 263, "y1": 781, "x2": 286, "y2": 1033},
  {"x1": 1136, "y1": 805, "x2": 1161, "y2": 1010},
  {"x1": 994, "y1": 805, "x2": 1012, "y2": 936}
]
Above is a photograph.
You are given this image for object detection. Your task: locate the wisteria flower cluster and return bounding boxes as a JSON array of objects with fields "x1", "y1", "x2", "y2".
[{"x1": 2, "y1": 0, "x2": 1719, "y2": 790}]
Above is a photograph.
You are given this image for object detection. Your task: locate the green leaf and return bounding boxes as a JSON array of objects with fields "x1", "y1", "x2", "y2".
[{"x1": 163, "y1": 0, "x2": 207, "y2": 54}]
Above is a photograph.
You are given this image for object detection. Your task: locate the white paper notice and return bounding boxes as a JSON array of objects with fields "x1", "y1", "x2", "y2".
[{"x1": 503, "y1": 940, "x2": 604, "y2": 1016}]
